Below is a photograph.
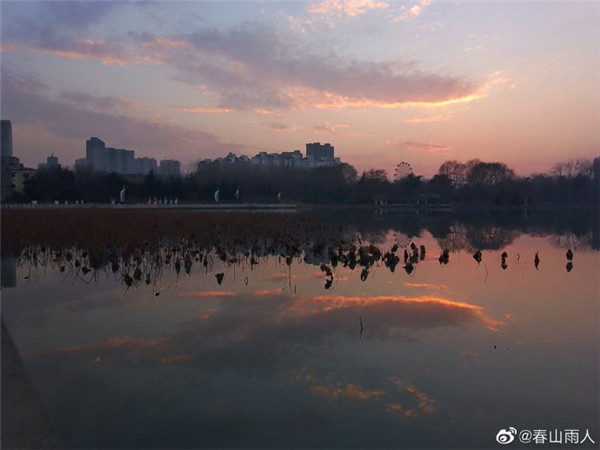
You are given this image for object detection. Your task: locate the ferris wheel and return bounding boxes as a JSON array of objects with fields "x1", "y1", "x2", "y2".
[{"x1": 394, "y1": 161, "x2": 413, "y2": 181}]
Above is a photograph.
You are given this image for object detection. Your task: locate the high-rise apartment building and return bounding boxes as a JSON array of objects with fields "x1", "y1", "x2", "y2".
[
  {"x1": 160, "y1": 159, "x2": 181, "y2": 178},
  {"x1": 134, "y1": 157, "x2": 157, "y2": 175},
  {"x1": 1, "y1": 120, "x2": 13, "y2": 159},
  {"x1": 306, "y1": 142, "x2": 334, "y2": 161},
  {"x1": 85, "y1": 137, "x2": 135, "y2": 174},
  {"x1": 86, "y1": 137, "x2": 107, "y2": 171},
  {"x1": 106, "y1": 147, "x2": 134, "y2": 174},
  {"x1": 80, "y1": 137, "x2": 179, "y2": 176}
]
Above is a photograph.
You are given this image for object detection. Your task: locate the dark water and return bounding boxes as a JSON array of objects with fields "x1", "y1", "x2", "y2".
[{"x1": 1, "y1": 210, "x2": 598, "y2": 449}]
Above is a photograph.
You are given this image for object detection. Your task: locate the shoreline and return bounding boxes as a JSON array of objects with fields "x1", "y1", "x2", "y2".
[
  {"x1": 1, "y1": 319, "x2": 62, "y2": 449},
  {"x1": 0, "y1": 202, "x2": 298, "y2": 211},
  {"x1": 1, "y1": 202, "x2": 597, "y2": 211}
]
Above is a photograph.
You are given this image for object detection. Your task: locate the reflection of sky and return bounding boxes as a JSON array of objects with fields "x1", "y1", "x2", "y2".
[{"x1": 2, "y1": 231, "x2": 598, "y2": 449}]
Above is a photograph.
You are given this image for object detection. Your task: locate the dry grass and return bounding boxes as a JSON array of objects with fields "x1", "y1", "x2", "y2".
[{"x1": 2, "y1": 209, "x2": 331, "y2": 254}]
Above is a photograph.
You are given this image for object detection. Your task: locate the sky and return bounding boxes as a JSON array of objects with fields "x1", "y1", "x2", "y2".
[{"x1": 1, "y1": 0, "x2": 599, "y2": 177}]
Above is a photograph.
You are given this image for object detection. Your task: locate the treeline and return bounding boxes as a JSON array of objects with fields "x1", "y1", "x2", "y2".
[{"x1": 8, "y1": 157, "x2": 600, "y2": 206}]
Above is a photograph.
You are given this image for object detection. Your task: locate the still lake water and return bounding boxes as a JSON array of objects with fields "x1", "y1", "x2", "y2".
[{"x1": 1, "y1": 210, "x2": 598, "y2": 449}]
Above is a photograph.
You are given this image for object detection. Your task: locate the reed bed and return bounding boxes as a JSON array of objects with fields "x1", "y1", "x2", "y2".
[{"x1": 1, "y1": 209, "x2": 334, "y2": 255}]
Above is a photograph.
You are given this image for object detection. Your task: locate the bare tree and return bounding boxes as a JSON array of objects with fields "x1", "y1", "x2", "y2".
[
  {"x1": 552, "y1": 158, "x2": 593, "y2": 179},
  {"x1": 467, "y1": 161, "x2": 515, "y2": 186},
  {"x1": 574, "y1": 158, "x2": 593, "y2": 178}
]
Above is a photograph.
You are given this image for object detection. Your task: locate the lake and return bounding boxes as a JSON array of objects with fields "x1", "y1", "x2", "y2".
[{"x1": 1, "y1": 208, "x2": 598, "y2": 449}]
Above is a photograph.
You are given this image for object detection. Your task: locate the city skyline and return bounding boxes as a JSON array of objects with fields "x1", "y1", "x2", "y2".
[{"x1": 1, "y1": 1, "x2": 598, "y2": 178}]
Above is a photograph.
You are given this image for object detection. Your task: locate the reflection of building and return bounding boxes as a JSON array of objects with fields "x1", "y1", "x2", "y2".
[{"x1": 1, "y1": 256, "x2": 17, "y2": 288}]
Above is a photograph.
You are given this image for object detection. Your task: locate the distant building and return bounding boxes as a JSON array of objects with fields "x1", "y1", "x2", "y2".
[
  {"x1": 1, "y1": 163, "x2": 33, "y2": 201},
  {"x1": 85, "y1": 137, "x2": 136, "y2": 174},
  {"x1": 74, "y1": 157, "x2": 89, "y2": 170},
  {"x1": 79, "y1": 137, "x2": 172, "y2": 176},
  {"x1": 85, "y1": 137, "x2": 108, "y2": 171},
  {"x1": 1, "y1": 119, "x2": 27, "y2": 202},
  {"x1": 1, "y1": 164, "x2": 14, "y2": 202},
  {"x1": 12, "y1": 168, "x2": 35, "y2": 194},
  {"x1": 1, "y1": 120, "x2": 13, "y2": 158},
  {"x1": 134, "y1": 157, "x2": 157, "y2": 175},
  {"x1": 306, "y1": 142, "x2": 334, "y2": 161},
  {"x1": 199, "y1": 144, "x2": 341, "y2": 171},
  {"x1": 38, "y1": 153, "x2": 60, "y2": 170},
  {"x1": 108, "y1": 147, "x2": 135, "y2": 174},
  {"x1": 160, "y1": 159, "x2": 181, "y2": 178}
]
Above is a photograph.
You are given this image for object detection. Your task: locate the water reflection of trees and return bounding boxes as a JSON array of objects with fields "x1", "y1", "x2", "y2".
[
  {"x1": 436, "y1": 224, "x2": 519, "y2": 253},
  {"x1": 363, "y1": 208, "x2": 598, "y2": 252},
  {"x1": 548, "y1": 231, "x2": 597, "y2": 252}
]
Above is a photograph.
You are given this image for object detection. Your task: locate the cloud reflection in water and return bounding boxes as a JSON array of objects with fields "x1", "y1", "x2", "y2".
[{"x1": 42, "y1": 290, "x2": 502, "y2": 370}]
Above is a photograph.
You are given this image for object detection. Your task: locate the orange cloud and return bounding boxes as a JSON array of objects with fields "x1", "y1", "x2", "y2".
[
  {"x1": 0, "y1": 43, "x2": 17, "y2": 52},
  {"x1": 404, "y1": 282, "x2": 450, "y2": 291},
  {"x1": 311, "y1": 122, "x2": 350, "y2": 134},
  {"x1": 286, "y1": 85, "x2": 484, "y2": 110},
  {"x1": 252, "y1": 108, "x2": 281, "y2": 116},
  {"x1": 142, "y1": 37, "x2": 191, "y2": 49},
  {"x1": 259, "y1": 122, "x2": 302, "y2": 132},
  {"x1": 301, "y1": 370, "x2": 437, "y2": 420},
  {"x1": 55, "y1": 336, "x2": 169, "y2": 354},
  {"x1": 39, "y1": 290, "x2": 503, "y2": 372},
  {"x1": 404, "y1": 113, "x2": 453, "y2": 124},
  {"x1": 179, "y1": 291, "x2": 236, "y2": 298},
  {"x1": 310, "y1": 383, "x2": 387, "y2": 400},
  {"x1": 308, "y1": 294, "x2": 504, "y2": 330},
  {"x1": 38, "y1": 40, "x2": 138, "y2": 66},
  {"x1": 252, "y1": 289, "x2": 286, "y2": 297},
  {"x1": 10, "y1": 36, "x2": 188, "y2": 67},
  {"x1": 388, "y1": 377, "x2": 437, "y2": 414},
  {"x1": 266, "y1": 273, "x2": 299, "y2": 281},
  {"x1": 283, "y1": 68, "x2": 509, "y2": 111}
]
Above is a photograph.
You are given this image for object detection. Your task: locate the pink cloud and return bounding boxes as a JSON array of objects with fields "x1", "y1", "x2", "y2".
[
  {"x1": 308, "y1": 0, "x2": 389, "y2": 18},
  {"x1": 174, "y1": 106, "x2": 232, "y2": 115},
  {"x1": 2, "y1": 71, "x2": 247, "y2": 165},
  {"x1": 37, "y1": 40, "x2": 139, "y2": 66},
  {"x1": 393, "y1": 0, "x2": 431, "y2": 22},
  {"x1": 4, "y1": 22, "x2": 484, "y2": 112}
]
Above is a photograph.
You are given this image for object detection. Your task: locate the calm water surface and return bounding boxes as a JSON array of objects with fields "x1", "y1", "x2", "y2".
[{"x1": 1, "y1": 212, "x2": 598, "y2": 449}]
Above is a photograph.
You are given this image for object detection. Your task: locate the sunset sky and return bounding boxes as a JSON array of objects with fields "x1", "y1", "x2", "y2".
[{"x1": 1, "y1": 0, "x2": 598, "y2": 177}]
